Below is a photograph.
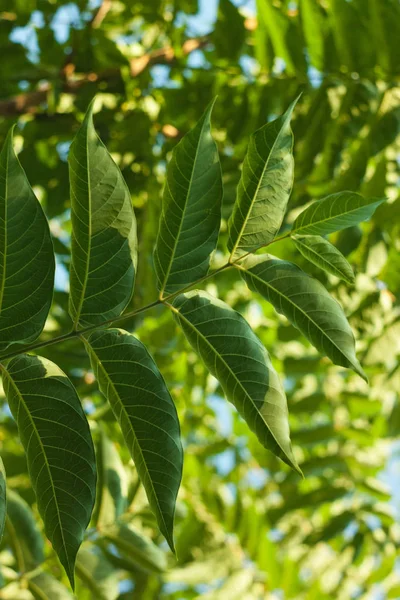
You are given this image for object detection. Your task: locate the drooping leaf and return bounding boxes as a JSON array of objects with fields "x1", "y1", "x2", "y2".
[
  {"x1": 170, "y1": 290, "x2": 300, "y2": 473},
  {"x1": 92, "y1": 430, "x2": 128, "y2": 528},
  {"x1": 6, "y1": 489, "x2": 44, "y2": 571},
  {"x1": 238, "y1": 255, "x2": 366, "y2": 380},
  {"x1": 103, "y1": 523, "x2": 167, "y2": 573},
  {"x1": 214, "y1": 0, "x2": 245, "y2": 60},
  {"x1": 76, "y1": 545, "x2": 119, "y2": 600},
  {"x1": 0, "y1": 457, "x2": 5, "y2": 543},
  {"x1": 0, "y1": 127, "x2": 54, "y2": 350},
  {"x1": 300, "y1": 0, "x2": 326, "y2": 71},
  {"x1": 84, "y1": 329, "x2": 183, "y2": 551},
  {"x1": 27, "y1": 571, "x2": 75, "y2": 600},
  {"x1": 227, "y1": 99, "x2": 297, "y2": 258},
  {"x1": 68, "y1": 100, "x2": 137, "y2": 328},
  {"x1": 293, "y1": 234, "x2": 355, "y2": 283},
  {"x1": 291, "y1": 191, "x2": 385, "y2": 236},
  {"x1": 154, "y1": 100, "x2": 222, "y2": 297},
  {"x1": 2, "y1": 355, "x2": 97, "y2": 587},
  {"x1": 256, "y1": 0, "x2": 296, "y2": 74}
]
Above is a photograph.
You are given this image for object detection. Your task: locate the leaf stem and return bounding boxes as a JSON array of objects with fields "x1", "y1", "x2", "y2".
[{"x1": 0, "y1": 234, "x2": 291, "y2": 363}]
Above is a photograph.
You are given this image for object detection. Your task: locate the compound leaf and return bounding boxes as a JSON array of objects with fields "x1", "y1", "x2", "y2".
[{"x1": 2, "y1": 355, "x2": 97, "y2": 588}]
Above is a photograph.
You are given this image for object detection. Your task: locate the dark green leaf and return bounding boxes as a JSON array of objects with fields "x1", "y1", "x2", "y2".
[
  {"x1": 170, "y1": 291, "x2": 300, "y2": 473},
  {"x1": 154, "y1": 100, "x2": 222, "y2": 297},
  {"x1": 2, "y1": 355, "x2": 97, "y2": 588},
  {"x1": 84, "y1": 329, "x2": 183, "y2": 551},
  {"x1": 238, "y1": 255, "x2": 366, "y2": 380},
  {"x1": 293, "y1": 235, "x2": 355, "y2": 283},
  {"x1": 227, "y1": 99, "x2": 297, "y2": 258},
  {"x1": 68, "y1": 100, "x2": 137, "y2": 328},
  {"x1": 292, "y1": 191, "x2": 385, "y2": 236},
  {"x1": 0, "y1": 127, "x2": 54, "y2": 350}
]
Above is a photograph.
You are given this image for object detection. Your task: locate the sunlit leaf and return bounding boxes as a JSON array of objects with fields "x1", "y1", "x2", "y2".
[
  {"x1": 0, "y1": 457, "x2": 5, "y2": 543},
  {"x1": 76, "y1": 545, "x2": 119, "y2": 600},
  {"x1": 103, "y1": 523, "x2": 167, "y2": 574},
  {"x1": 2, "y1": 355, "x2": 97, "y2": 587},
  {"x1": 6, "y1": 489, "x2": 44, "y2": 571},
  {"x1": 170, "y1": 290, "x2": 300, "y2": 473},
  {"x1": 84, "y1": 329, "x2": 183, "y2": 551},
  {"x1": 291, "y1": 191, "x2": 385, "y2": 236},
  {"x1": 154, "y1": 100, "x2": 222, "y2": 297},
  {"x1": 92, "y1": 431, "x2": 128, "y2": 528},
  {"x1": 227, "y1": 99, "x2": 297, "y2": 258},
  {"x1": 0, "y1": 127, "x2": 54, "y2": 350},
  {"x1": 68, "y1": 100, "x2": 137, "y2": 328},
  {"x1": 293, "y1": 234, "x2": 355, "y2": 283},
  {"x1": 27, "y1": 571, "x2": 74, "y2": 600},
  {"x1": 238, "y1": 255, "x2": 366, "y2": 380}
]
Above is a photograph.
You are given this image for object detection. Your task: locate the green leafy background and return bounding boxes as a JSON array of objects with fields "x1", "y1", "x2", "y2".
[{"x1": 0, "y1": 0, "x2": 399, "y2": 598}]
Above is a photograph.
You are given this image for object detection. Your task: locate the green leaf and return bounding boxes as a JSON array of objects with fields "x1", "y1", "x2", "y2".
[
  {"x1": 103, "y1": 523, "x2": 167, "y2": 573},
  {"x1": 170, "y1": 291, "x2": 300, "y2": 473},
  {"x1": 68, "y1": 100, "x2": 137, "y2": 328},
  {"x1": 0, "y1": 457, "x2": 5, "y2": 544},
  {"x1": 293, "y1": 235, "x2": 355, "y2": 283},
  {"x1": 6, "y1": 489, "x2": 45, "y2": 571},
  {"x1": 291, "y1": 191, "x2": 385, "y2": 236},
  {"x1": 27, "y1": 571, "x2": 75, "y2": 600},
  {"x1": 300, "y1": 0, "x2": 326, "y2": 71},
  {"x1": 214, "y1": 0, "x2": 245, "y2": 60},
  {"x1": 76, "y1": 545, "x2": 119, "y2": 600},
  {"x1": 238, "y1": 255, "x2": 366, "y2": 380},
  {"x1": 2, "y1": 355, "x2": 97, "y2": 588},
  {"x1": 227, "y1": 99, "x2": 297, "y2": 258},
  {"x1": 154, "y1": 100, "x2": 222, "y2": 297},
  {"x1": 0, "y1": 127, "x2": 54, "y2": 350},
  {"x1": 92, "y1": 430, "x2": 128, "y2": 528},
  {"x1": 84, "y1": 329, "x2": 183, "y2": 551}
]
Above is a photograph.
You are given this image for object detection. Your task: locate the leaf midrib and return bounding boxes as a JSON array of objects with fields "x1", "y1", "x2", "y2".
[
  {"x1": 3, "y1": 368, "x2": 70, "y2": 576},
  {"x1": 72, "y1": 126, "x2": 92, "y2": 329},
  {"x1": 230, "y1": 114, "x2": 289, "y2": 257},
  {"x1": 170, "y1": 302, "x2": 294, "y2": 466},
  {"x1": 238, "y1": 263, "x2": 357, "y2": 368},
  {"x1": 292, "y1": 198, "x2": 381, "y2": 234},
  {"x1": 159, "y1": 117, "x2": 208, "y2": 298},
  {"x1": 0, "y1": 144, "x2": 9, "y2": 312},
  {"x1": 85, "y1": 339, "x2": 171, "y2": 546}
]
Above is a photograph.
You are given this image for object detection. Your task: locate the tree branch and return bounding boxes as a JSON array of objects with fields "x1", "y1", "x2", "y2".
[{"x1": 0, "y1": 35, "x2": 210, "y2": 117}]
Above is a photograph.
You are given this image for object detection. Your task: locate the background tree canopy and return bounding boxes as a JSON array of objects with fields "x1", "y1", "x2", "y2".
[{"x1": 0, "y1": 0, "x2": 400, "y2": 598}]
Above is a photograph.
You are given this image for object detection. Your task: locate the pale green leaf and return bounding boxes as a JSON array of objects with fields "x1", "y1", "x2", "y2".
[
  {"x1": 293, "y1": 235, "x2": 355, "y2": 283},
  {"x1": 6, "y1": 489, "x2": 44, "y2": 571},
  {"x1": 170, "y1": 291, "x2": 300, "y2": 473},
  {"x1": 0, "y1": 127, "x2": 54, "y2": 350},
  {"x1": 103, "y1": 523, "x2": 167, "y2": 573},
  {"x1": 84, "y1": 329, "x2": 183, "y2": 551},
  {"x1": 92, "y1": 430, "x2": 128, "y2": 528},
  {"x1": 68, "y1": 100, "x2": 137, "y2": 328},
  {"x1": 2, "y1": 355, "x2": 97, "y2": 588},
  {"x1": 0, "y1": 456, "x2": 5, "y2": 544},
  {"x1": 227, "y1": 99, "x2": 297, "y2": 258},
  {"x1": 27, "y1": 571, "x2": 74, "y2": 600},
  {"x1": 76, "y1": 545, "x2": 119, "y2": 600},
  {"x1": 238, "y1": 255, "x2": 366, "y2": 380},
  {"x1": 154, "y1": 100, "x2": 222, "y2": 297},
  {"x1": 291, "y1": 191, "x2": 385, "y2": 236}
]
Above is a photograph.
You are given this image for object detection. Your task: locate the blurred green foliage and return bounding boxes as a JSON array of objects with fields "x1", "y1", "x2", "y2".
[{"x1": 0, "y1": 0, "x2": 399, "y2": 598}]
